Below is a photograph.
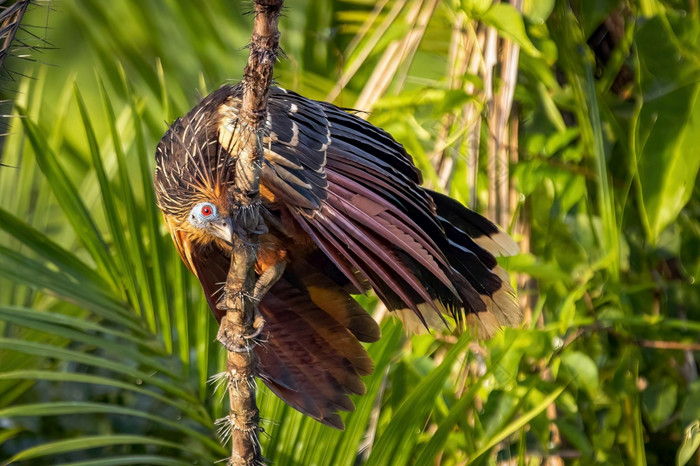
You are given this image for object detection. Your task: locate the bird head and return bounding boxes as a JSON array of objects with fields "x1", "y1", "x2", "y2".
[
  {"x1": 154, "y1": 86, "x2": 243, "y2": 254},
  {"x1": 185, "y1": 199, "x2": 234, "y2": 245}
]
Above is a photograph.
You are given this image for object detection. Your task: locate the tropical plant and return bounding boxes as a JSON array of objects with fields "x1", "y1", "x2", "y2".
[{"x1": 0, "y1": 0, "x2": 699, "y2": 465}]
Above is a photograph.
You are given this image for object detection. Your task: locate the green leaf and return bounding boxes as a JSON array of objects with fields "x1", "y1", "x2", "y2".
[
  {"x1": 0, "y1": 245, "x2": 146, "y2": 335},
  {"x1": 365, "y1": 333, "x2": 472, "y2": 466},
  {"x1": 328, "y1": 321, "x2": 404, "y2": 466},
  {"x1": 633, "y1": 15, "x2": 700, "y2": 243},
  {"x1": 480, "y1": 3, "x2": 541, "y2": 57},
  {"x1": 2, "y1": 435, "x2": 198, "y2": 465},
  {"x1": 462, "y1": 0, "x2": 492, "y2": 16},
  {"x1": 522, "y1": 0, "x2": 555, "y2": 24},
  {"x1": 119, "y1": 66, "x2": 175, "y2": 356},
  {"x1": 0, "y1": 370, "x2": 210, "y2": 425},
  {"x1": 0, "y1": 306, "x2": 173, "y2": 376},
  {"x1": 468, "y1": 384, "x2": 566, "y2": 463},
  {"x1": 19, "y1": 115, "x2": 121, "y2": 289},
  {"x1": 583, "y1": 59, "x2": 619, "y2": 280},
  {"x1": 0, "y1": 401, "x2": 224, "y2": 455},
  {"x1": 561, "y1": 351, "x2": 599, "y2": 396},
  {"x1": 681, "y1": 381, "x2": 700, "y2": 428},
  {"x1": 677, "y1": 421, "x2": 700, "y2": 466},
  {"x1": 0, "y1": 207, "x2": 107, "y2": 290},
  {"x1": 58, "y1": 456, "x2": 194, "y2": 466},
  {"x1": 0, "y1": 427, "x2": 23, "y2": 446},
  {"x1": 75, "y1": 84, "x2": 149, "y2": 331},
  {"x1": 414, "y1": 337, "x2": 516, "y2": 464},
  {"x1": 0, "y1": 338, "x2": 198, "y2": 405},
  {"x1": 643, "y1": 377, "x2": 678, "y2": 432}
]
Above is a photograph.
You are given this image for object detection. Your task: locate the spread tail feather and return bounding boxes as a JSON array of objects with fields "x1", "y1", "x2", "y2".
[
  {"x1": 257, "y1": 270, "x2": 379, "y2": 429},
  {"x1": 427, "y1": 190, "x2": 522, "y2": 337},
  {"x1": 180, "y1": 237, "x2": 379, "y2": 430}
]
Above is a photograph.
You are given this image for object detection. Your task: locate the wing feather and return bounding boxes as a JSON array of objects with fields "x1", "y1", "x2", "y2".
[
  {"x1": 262, "y1": 87, "x2": 521, "y2": 333},
  {"x1": 172, "y1": 230, "x2": 376, "y2": 429}
]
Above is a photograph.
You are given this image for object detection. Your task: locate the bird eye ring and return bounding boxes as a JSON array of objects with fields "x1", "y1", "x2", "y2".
[{"x1": 190, "y1": 202, "x2": 218, "y2": 225}]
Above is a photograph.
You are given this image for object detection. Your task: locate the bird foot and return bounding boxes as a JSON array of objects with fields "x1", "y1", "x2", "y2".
[
  {"x1": 217, "y1": 310, "x2": 265, "y2": 352},
  {"x1": 233, "y1": 202, "x2": 269, "y2": 245}
]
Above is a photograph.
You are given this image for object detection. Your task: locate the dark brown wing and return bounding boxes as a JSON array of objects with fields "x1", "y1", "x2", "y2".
[
  {"x1": 262, "y1": 87, "x2": 521, "y2": 335},
  {"x1": 177, "y1": 233, "x2": 378, "y2": 429},
  {"x1": 256, "y1": 271, "x2": 377, "y2": 429}
]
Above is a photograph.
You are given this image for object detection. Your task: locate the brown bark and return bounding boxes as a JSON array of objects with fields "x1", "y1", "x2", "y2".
[{"x1": 216, "y1": 1, "x2": 283, "y2": 465}]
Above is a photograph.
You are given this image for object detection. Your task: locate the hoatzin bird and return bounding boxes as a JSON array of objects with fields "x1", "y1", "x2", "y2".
[{"x1": 155, "y1": 84, "x2": 521, "y2": 429}]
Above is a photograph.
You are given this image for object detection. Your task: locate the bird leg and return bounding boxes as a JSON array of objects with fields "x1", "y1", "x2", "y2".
[
  {"x1": 254, "y1": 260, "x2": 286, "y2": 302},
  {"x1": 216, "y1": 260, "x2": 286, "y2": 352}
]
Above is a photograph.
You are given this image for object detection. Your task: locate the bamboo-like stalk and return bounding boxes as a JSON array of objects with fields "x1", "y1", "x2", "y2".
[
  {"x1": 326, "y1": 0, "x2": 406, "y2": 103},
  {"x1": 434, "y1": 12, "x2": 469, "y2": 190},
  {"x1": 216, "y1": 2, "x2": 283, "y2": 464},
  {"x1": 492, "y1": 0, "x2": 522, "y2": 228},
  {"x1": 435, "y1": 16, "x2": 484, "y2": 194},
  {"x1": 466, "y1": 26, "x2": 486, "y2": 209},
  {"x1": 354, "y1": 0, "x2": 440, "y2": 112},
  {"x1": 482, "y1": 23, "x2": 498, "y2": 219}
]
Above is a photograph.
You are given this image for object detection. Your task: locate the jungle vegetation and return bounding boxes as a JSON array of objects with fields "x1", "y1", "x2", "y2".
[{"x1": 0, "y1": 0, "x2": 699, "y2": 464}]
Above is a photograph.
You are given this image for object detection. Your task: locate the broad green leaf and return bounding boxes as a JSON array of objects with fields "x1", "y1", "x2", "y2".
[
  {"x1": 480, "y1": 3, "x2": 542, "y2": 57},
  {"x1": 643, "y1": 377, "x2": 678, "y2": 432},
  {"x1": 561, "y1": 351, "x2": 599, "y2": 395},
  {"x1": 681, "y1": 381, "x2": 700, "y2": 428},
  {"x1": 462, "y1": 0, "x2": 492, "y2": 16},
  {"x1": 556, "y1": 417, "x2": 594, "y2": 459},
  {"x1": 678, "y1": 421, "x2": 700, "y2": 466},
  {"x1": 634, "y1": 15, "x2": 700, "y2": 243},
  {"x1": 522, "y1": 0, "x2": 555, "y2": 24},
  {"x1": 577, "y1": 0, "x2": 620, "y2": 36}
]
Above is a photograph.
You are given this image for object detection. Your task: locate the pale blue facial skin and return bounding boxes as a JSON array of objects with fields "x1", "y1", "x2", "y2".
[
  {"x1": 189, "y1": 202, "x2": 234, "y2": 244},
  {"x1": 189, "y1": 202, "x2": 218, "y2": 229}
]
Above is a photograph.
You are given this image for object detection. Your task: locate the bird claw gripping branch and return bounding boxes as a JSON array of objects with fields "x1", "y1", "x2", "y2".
[
  {"x1": 215, "y1": 260, "x2": 284, "y2": 352},
  {"x1": 155, "y1": 84, "x2": 522, "y2": 429},
  {"x1": 216, "y1": 307, "x2": 265, "y2": 353}
]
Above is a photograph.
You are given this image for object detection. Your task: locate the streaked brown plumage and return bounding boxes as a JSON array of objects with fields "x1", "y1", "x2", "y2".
[{"x1": 154, "y1": 84, "x2": 521, "y2": 429}]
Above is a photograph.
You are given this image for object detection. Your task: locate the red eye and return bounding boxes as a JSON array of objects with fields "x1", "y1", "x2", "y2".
[{"x1": 201, "y1": 205, "x2": 213, "y2": 216}]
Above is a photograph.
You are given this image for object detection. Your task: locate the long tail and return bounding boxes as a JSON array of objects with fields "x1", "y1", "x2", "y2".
[
  {"x1": 426, "y1": 190, "x2": 521, "y2": 337},
  {"x1": 175, "y1": 239, "x2": 379, "y2": 429},
  {"x1": 256, "y1": 260, "x2": 379, "y2": 429}
]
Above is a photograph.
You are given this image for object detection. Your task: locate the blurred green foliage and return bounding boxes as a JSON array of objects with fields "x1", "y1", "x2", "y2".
[{"x1": 0, "y1": 0, "x2": 699, "y2": 465}]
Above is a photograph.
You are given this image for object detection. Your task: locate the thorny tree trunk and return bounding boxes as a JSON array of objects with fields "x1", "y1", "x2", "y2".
[{"x1": 216, "y1": 1, "x2": 283, "y2": 465}]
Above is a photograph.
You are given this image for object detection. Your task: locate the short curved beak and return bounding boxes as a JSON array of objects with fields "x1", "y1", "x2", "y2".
[{"x1": 210, "y1": 216, "x2": 234, "y2": 245}]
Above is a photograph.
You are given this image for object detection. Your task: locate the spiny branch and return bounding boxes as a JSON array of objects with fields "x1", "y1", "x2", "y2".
[{"x1": 217, "y1": 1, "x2": 284, "y2": 465}]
